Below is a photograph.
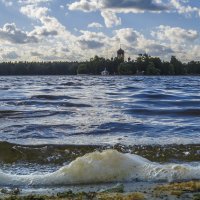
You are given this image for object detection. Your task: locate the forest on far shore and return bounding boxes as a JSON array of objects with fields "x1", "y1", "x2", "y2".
[{"x1": 0, "y1": 54, "x2": 200, "y2": 75}]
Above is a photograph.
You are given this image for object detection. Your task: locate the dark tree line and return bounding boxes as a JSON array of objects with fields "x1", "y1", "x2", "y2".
[
  {"x1": 0, "y1": 62, "x2": 78, "y2": 75},
  {"x1": 0, "y1": 54, "x2": 200, "y2": 75}
]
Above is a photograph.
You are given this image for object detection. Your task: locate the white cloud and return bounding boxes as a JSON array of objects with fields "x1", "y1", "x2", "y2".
[
  {"x1": 170, "y1": 0, "x2": 200, "y2": 16},
  {"x1": 60, "y1": 5, "x2": 64, "y2": 9},
  {"x1": 20, "y1": 4, "x2": 73, "y2": 41},
  {"x1": 18, "y1": 0, "x2": 51, "y2": 5},
  {"x1": 112, "y1": 28, "x2": 174, "y2": 59},
  {"x1": 20, "y1": 5, "x2": 49, "y2": 19},
  {"x1": 101, "y1": 10, "x2": 121, "y2": 28},
  {"x1": 68, "y1": 0, "x2": 168, "y2": 27},
  {"x1": 152, "y1": 25, "x2": 199, "y2": 44},
  {"x1": 68, "y1": 0, "x2": 200, "y2": 28},
  {"x1": 150, "y1": 25, "x2": 200, "y2": 61},
  {"x1": 88, "y1": 22, "x2": 103, "y2": 28},
  {"x1": 68, "y1": 0, "x2": 99, "y2": 12},
  {"x1": 1, "y1": 0, "x2": 200, "y2": 62}
]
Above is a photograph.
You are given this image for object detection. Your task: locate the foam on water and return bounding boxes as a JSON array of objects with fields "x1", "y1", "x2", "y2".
[{"x1": 0, "y1": 150, "x2": 199, "y2": 186}]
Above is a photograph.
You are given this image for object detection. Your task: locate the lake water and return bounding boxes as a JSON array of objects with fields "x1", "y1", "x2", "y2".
[{"x1": 0, "y1": 76, "x2": 199, "y2": 188}]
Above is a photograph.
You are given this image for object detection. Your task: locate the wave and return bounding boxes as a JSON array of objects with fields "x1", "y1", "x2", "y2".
[
  {"x1": 7, "y1": 101, "x2": 91, "y2": 108},
  {"x1": 0, "y1": 110, "x2": 23, "y2": 118},
  {"x1": 0, "y1": 110, "x2": 72, "y2": 119},
  {"x1": 31, "y1": 95, "x2": 77, "y2": 100},
  {"x1": 60, "y1": 82, "x2": 84, "y2": 86},
  {"x1": 125, "y1": 108, "x2": 200, "y2": 117},
  {"x1": 0, "y1": 150, "x2": 199, "y2": 186}
]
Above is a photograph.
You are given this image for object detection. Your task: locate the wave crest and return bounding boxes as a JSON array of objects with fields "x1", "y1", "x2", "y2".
[{"x1": 0, "y1": 150, "x2": 199, "y2": 186}]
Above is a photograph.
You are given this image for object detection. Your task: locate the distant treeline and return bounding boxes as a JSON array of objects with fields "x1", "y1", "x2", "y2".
[{"x1": 0, "y1": 54, "x2": 200, "y2": 75}]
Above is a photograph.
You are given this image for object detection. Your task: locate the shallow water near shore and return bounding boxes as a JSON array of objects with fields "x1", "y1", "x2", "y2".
[{"x1": 0, "y1": 76, "x2": 199, "y2": 194}]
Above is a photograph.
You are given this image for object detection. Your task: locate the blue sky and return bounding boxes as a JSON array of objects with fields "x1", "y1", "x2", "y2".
[{"x1": 0, "y1": 0, "x2": 200, "y2": 62}]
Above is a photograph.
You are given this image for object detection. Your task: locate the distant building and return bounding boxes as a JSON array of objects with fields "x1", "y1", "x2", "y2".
[
  {"x1": 117, "y1": 47, "x2": 125, "y2": 61},
  {"x1": 101, "y1": 67, "x2": 109, "y2": 76}
]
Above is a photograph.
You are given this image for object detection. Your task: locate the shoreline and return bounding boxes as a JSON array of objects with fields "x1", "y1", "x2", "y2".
[{"x1": 0, "y1": 181, "x2": 200, "y2": 200}]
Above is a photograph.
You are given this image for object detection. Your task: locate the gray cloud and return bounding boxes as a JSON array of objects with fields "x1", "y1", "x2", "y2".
[
  {"x1": 38, "y1": 29, "x2": 58, "y2": 37},
  {"x1": 145, "y1": 43, "x2": 174, "y2": 56},
  {"x1": 1, "y1": 51, "x2": 19, "y2": 59},
  {"x1": 61, "y1": 47, "x2": 69, "y2": 52},
  {"x1": 0, "y1": 23, "x2": 38, "y2": 44},
  {"x1": 102, "y1": 0, "x2": 168, "y2": 11},
  {"x1": 78, "y1": 39, "x2": 104, "y2": 49},
  {"x1": 68, "y1": 0, "x2": 168, "y2": 12},
  {"x1": 114, "y1": 28, "x2": 140, "y2": 44},
  {"x1": 30, "y1": 51, "x2": 42, "y2": 56},
  {"x1": 68, "y1": 0, "x2": 168, "y2": 27}
]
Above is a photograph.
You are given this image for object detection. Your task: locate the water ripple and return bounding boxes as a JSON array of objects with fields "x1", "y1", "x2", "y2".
[{"x1": 0, "y1": 76, "x2": 200, "y2": 146}]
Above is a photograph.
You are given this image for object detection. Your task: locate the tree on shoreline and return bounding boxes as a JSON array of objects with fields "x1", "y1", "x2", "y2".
[{"x1": 0, "y1": 54, "x2": 199, "y2": 75}]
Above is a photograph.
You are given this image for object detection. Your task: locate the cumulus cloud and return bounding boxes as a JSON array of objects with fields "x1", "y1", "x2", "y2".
[
  {"x1": 114, "y1": 28, "x2": 141, "y2": 44},
  {"x1": 68, "y1": 0, "x2": 168, "y2": 27},
  {"x1": 1, "y1": 0, "x2": 51, "y2": 7},
  {"x1": 20, "y1": 5, "x2": 49, "y2": 19},
  {"x1": 68, "y1": 0, "x2": 200, "y2": 28},
  {"x1": 78, "y1": 31, "x2": 106, "y2": 49},
  {"x1": 20, "y1": 3, "x2": 74, "y2": 43},
  {"x1": 1, "y1": 51, "x2": 19, "y2": 60},
  {"x1": 78, "y1": 39, "x2": 104, "y2": 49},
  {"x1": 101, "y1": 0, "x2": 168, "y2": 11},
  {"x1": 1, "y1": 0, "x2": 200, "y2": 62},
  {"x1": 68, "y1": 0, "x2": 99, "y2": 12},
  {"x1": 30, "y1": 51, "x2": 43, "y2": 57},
  {"x1": 88, "y1": 22, "x2": 103, "y2": 28},
  {"x1": 30, "y1": 27, "x2": 58, "y2": 37},
  {"x1": 152, "y1": 25, "x2": 199, "y2": 44},
  {"x1": 16, "y1": 1, "x2": 79, "y2": 61},
  {"x1": 68, "y1": 0, "x2": 168, "y2": 12},
  {"x1": 170, "y1": 0, "x2": 200, "y2": 16},
  {"x1": 150, "y1": 25, "x2": 200, "y2": 60},
  {"x1": 140, "y1": 41, "x2": 174, "y2": 56},
  {"x1": 112, "y1": 28, "x2": 174, "y2": 58},
  {"x1": 0, "y1": 23, "x2": 38, "y2": 44},
  {"x1": 101, "y1": 11, "x2": 121, "y2": 27}
]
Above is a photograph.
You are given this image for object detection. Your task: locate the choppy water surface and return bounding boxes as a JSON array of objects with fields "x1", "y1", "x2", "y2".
[{"x1": 0, "y1": 76, "x2": 199, "y2": 187}]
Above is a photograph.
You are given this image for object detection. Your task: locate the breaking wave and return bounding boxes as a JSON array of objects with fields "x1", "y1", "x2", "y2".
[{"x1": 0, "y1": 150, "x2": 199, "y2": 186}]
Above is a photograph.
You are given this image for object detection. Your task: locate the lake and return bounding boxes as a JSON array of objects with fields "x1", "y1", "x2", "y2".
[{"x1": 0, "y1": 76, "x2": 199, "y2": 189}]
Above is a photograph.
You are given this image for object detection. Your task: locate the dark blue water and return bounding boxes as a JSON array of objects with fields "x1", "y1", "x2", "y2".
[
  {"x1": 0, "y1": 76, "x2": 200, "y2": 189},
  {"x1": 0, "y1": 76, "x2": 200, "y2": 146}
]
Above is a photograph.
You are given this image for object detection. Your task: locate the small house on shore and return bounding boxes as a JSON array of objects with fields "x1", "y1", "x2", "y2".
[{"x1": 101, "y1": 68, "x2": 109, "y2": 76}]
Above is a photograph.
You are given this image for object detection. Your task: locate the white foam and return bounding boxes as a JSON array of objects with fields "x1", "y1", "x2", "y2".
[
  {"x1": 0, "y1": 150, "x2": 199, "y2": 186},
  {"x1": 11, "y1": 134, "x2": 200, "y2": 146}
]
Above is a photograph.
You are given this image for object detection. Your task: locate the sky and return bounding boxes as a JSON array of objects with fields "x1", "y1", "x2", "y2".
[{"x1": 0, "y1": 0, "x2": 200, "y2": 62}]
